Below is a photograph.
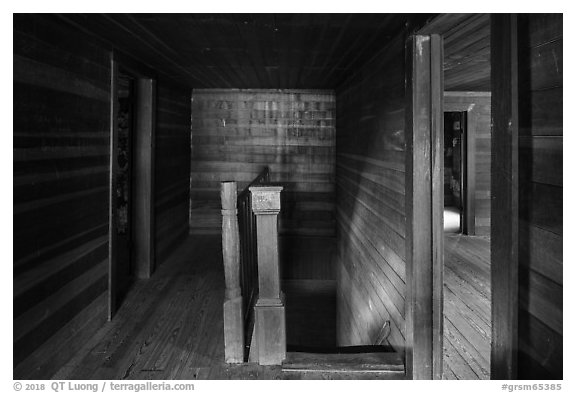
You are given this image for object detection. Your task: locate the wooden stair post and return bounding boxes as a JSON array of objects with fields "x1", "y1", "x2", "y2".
[
  {"x1": 220, "y1": 181, "x2": 244, "y2": 363},
  {"x1": 249, "y1": 185, "x2": 286, "y2": 365}
]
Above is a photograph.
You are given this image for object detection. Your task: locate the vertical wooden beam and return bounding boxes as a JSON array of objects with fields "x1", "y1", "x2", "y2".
[
  {"x1": 108, "y1": 54, "x2": 119, "y2": 321},
  {"x1": 490, "y1": 13, "x2": 519, "y2": 380},
  {"x1": 250, "y1": 185, "x2": 286, "y2": 366},
  {"x1": 430, "y1": 34, "x2": 444, "y2": 381},
  {"x1": 463, "y1": 110, "x2": 477, "y2": 235},
  {"x1": 405, "y1": 34, "x2": 444, "y2": 380},
  {"x1": 221, "y1": 181, "x2": 244, "y2": 363},
  {"x1": 133, "y1": 78, "x2": 156, "y2": 279}
]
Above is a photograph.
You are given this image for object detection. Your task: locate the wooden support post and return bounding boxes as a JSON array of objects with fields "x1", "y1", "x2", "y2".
[
  {"x1": 490, "y1": 14, "x2": 519, "y2": 380},
  {"x1": 250, "y1": 185, "x2": 286, "y2": 366},
  {"x1": 405, "y1": 34, "x2": 444, "y2": 380},
  {"x1": 132, "y1": 78, "x2": 156, "y2": 279},
  {"x1": 220, "y1": 181, "x2": 244, "y2": 363}
]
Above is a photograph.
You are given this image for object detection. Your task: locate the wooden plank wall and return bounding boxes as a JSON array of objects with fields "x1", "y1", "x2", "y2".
[
  {"x1": 418, "y1": 14, "x2": 491, "y2": 92},
  {"x1": 189, "y1": 89, "x2": 336, "y2": 238},
  {"x1": 517, "y1": 14, "x2": 562, "y2": 379},
  {"x1": 13, "y1": 15, "x2": 192, "y2": 378},
  {"x1": 155, "y1": 82, "x2": 192, "y2": 263},
  {"x1": 444, "y1": 93, "x2": 492, "y2": 235},
  {"x1": 335, "y1": 35, "x2": 407, "y2": 351},
  {"x1": 13, "y1": 14, "x2": 110, "y2": 376}
]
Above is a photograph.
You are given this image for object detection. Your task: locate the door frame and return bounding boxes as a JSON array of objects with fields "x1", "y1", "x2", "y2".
[
  {"x1": 444, "y1": 93, "x2": 490, "y2": 236},
  {"x1": 108, "y1": 51, "x2": 157, "y2": 320},
  {"x1": 405, "y1": 33, "x2": 444, "y2": 380},
  {"x1": 409, "y1": 14, "x2": 519, "y2": 380}
]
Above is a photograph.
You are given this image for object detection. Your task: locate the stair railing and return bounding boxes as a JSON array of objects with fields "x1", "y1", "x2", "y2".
[{"x1": 220, "y1": 167, "x2": 270, "y2": 363}]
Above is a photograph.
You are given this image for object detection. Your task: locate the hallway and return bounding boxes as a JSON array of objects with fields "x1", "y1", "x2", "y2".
[
  {"x1": 53, "y1": 236, "x2": 225, "y2": 380},
  {"x1": 39, "y1": 233, "x2": 490, "y2": 380},
  {"x1": 12, "y1": 12, "x2": 564, "y2": 380},
  {"x1": 443, "y1": 235, "x2": 491, "y2": 380},
  {"x1": 51, "y1": 235, "x2": 361, "y2": 379}
]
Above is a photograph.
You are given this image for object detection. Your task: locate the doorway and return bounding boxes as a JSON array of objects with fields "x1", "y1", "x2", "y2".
[
  {"x1": 406, "y1": 29, "x2": 493, "y2": 379},
  {"x1": 109, "y1": 54, "x2": 157, "y2": 320},
  {"x1": 443, "y1": 111, "x2": 466, "y2": 233},
  {"x1": 113, "y1": 72, "x2": 136, "y2": 311}
]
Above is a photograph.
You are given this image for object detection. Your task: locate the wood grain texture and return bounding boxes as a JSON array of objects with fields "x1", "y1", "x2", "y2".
[
  {"x1": 54, "y1": 14, "x2": 434, "y2": 90},
  {"x1": 335, "y1": 33, "x2": 407, "y2": 355},
  {"x1": 444, "y1": 92, "x2": 492, "y2": 236},
  {"x1": 404, "y1": 34, "x2": 444, "y2": 380},
  {"x1": 189, "y1": 89, "x2": 336, "y2": 239},
  {"x1": 155, "y1": 81, "x2": 191, "y2": 263},
  {"x1": 443, "y1": 235, "x2": 490, "y2": 380},
  {"x1": 49, "y1": 236, "x2": 402, "y2": 380},
  {"x1": 417, "y1": 14, "x2": 490, "y2": 92},
  {"x1": 282, "y1": 351, "x2": 403, "y2": 373},
  {"x1": 490, "y1": 13, "x2": 520, "y2": 380},
  {"x1": 516, "y1": 13, "x2": 563, "y2": 380},
  {"x1": 13, "y1": 14, "x2": 110, "y2": 371},
  {"x1": 14, "y1": 14, "x2": 192, "y2": 375}
]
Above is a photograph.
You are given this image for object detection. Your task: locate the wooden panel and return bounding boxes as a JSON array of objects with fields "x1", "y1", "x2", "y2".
[
  {"x1": 517, "y1": 15, "x2": 563, "y2": 379},
  {"x1": 517, "y1": 309, "x2": 562, "y2": 379},
  {"x1": 491, "y1": 13, "x2": 563, "y2": 380},
  {"x1": 490, "y1": 13, "x2": 519, "y2": 380},
  {"x1": 444, "y1": 93, "x2": 492, "y2": 236},
  {"x1": 13, "y1": 14, "x2": 110, "y2": 371},
  {"x1": 518, "y1": 14, "x2": 563, "y2": 370},
  {"x1": 282, "y1": 351, "x2": 404, "y2": 373},
  {"x1": 404, "y1": 34, "x2": 444, "y2": 380},
  {"x1": 335, "y1": 32, "x2": 409, "y2": 359},
  {"x1": 132, "y1": 79, "x2": 156, "y2": 278},
  {"x1": 418, "y1": 14, "x2": 491, "y2": 92},
  {"x1": 14, "y1": 14, "x2": 193, "y2": 375},
  {"x1": 189, "y1": 89, "x2": 336, "y2": 239},
  {"x1": 55, "y1": 14, "x2": 433, "y2": 90},
  {"x1": 14, "y1": 293, "x2": 108, "y2": 379},
  {"x1": 155, "y1": 82, "x2": 192, "y2": 262},
  {"x1": 280, "y1": 236, "x2": 335, "y2": 280}
]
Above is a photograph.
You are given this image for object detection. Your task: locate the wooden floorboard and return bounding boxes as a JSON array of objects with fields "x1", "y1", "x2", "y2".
[
  {"x1": 56, "y1": 235, "x2": 371, "y2": 380},
  {"x1": 50, "y1": 233, "x2": 489, "y2": 380},
  {"x1": 56, "y1": 236, "x2": 225, "y2": 380},
  {"x1": 443, "y1": 234, "x2": 491, "y2": 380}
]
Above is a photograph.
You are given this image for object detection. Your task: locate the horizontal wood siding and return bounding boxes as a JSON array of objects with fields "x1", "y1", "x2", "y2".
[
  {"x1": 517, "y1": 13, "x2": 562, "y2": 379},
  {"x1": 155, "y1": 82, "x2": 192, "y2": 263},
  {"x1": 444, "y1": 93, "x2": 491, "y2": 235},
  {"x1": 13, "y1": 14, "x2": 110, "y2": 376},
  {"x1": 443, "y1": 14, "x2": 490, "y2": 91},
  {"x1": 335, "y1": 35, "x2": 407, "y2": 351},
  {"x1": 418, "y1": 14, "x2": 491, "y2": 92},
  {"x1": 189, "y1": 89, "x2": 336, "y2": 238},
  {"x1": 14, "y1": 15, "x2": 192, "y2": 377}
]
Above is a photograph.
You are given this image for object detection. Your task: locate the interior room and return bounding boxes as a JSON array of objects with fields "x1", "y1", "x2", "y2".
[{"x1": 13, "y1": 13, "x2": 562, "y2": 380}]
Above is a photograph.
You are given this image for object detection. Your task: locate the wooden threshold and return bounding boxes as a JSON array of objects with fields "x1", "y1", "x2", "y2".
[{"x1": 282, "y1": 351, "x2": 404, "y2": 374}]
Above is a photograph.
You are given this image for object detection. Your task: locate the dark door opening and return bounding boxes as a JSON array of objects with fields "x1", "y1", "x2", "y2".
[
  {"x1": 109, "y1": 56, "x2": 156, "y2": 320},
  {"x1": 113, "y1": 71, "x2": 137, "y2": 309},
  {"x1": 443, "y1": 111, "x2": 467, "y2": 233}
]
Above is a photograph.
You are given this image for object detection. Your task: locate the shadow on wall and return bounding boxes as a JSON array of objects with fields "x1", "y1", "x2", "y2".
[{"x1": 335, "y1": 34, "x2": 408, "y2": 353}]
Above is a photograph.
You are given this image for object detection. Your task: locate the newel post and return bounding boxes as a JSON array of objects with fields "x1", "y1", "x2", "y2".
[
  {"x1": 220, "y1": 181, "x2": 244, "y2": 363},
  {"x1": 249, "y1": 185, "x2": 286, "y2": 365}
]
